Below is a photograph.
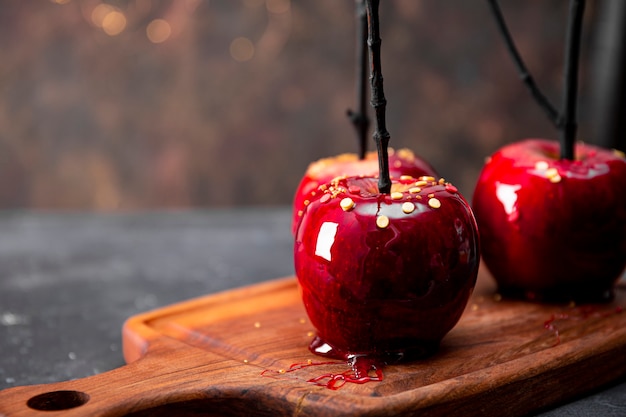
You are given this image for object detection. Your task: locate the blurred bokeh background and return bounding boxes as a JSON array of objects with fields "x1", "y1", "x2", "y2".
[{"x1": 0, "y1": 0, "x2": 623, "y2": 210}]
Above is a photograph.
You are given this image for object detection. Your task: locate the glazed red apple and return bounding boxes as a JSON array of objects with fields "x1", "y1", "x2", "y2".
[
  {"x1": 294, "y1": 174, "x2": 480, "y2": 361},
  {"x1": 292, "y1": 148, "x2": 437, "y2": 234},
  {"x1": 473, "y1": 139, "x2": 626, "y2": 302}
]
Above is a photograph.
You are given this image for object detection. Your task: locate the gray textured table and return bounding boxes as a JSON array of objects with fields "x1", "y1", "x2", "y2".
[{"x1": 0, "y1": 209, "x2": 624, "y2": 416}]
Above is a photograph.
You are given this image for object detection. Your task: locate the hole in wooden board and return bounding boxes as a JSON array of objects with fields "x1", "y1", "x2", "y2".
[{"x1": 27, "y1": 390, "x2": 90, "y2": 411}]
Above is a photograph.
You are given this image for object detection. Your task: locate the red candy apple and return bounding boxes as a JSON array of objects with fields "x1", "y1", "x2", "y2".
[
  {"x1": 475, "y1": 0, "x2": 626, "y2": 301},
  {"x1": 294, "y1": 175, "x2": 480, "y2": 361},
  {"x1": 292, "y1": 0, "x2": 479, "y2": 365},
  {"x1": 473, "y1": 139, "x2": 626, "y2": 302},
  {"x1": 292, "y1": 148, "x2": 437, "y2": 234}
]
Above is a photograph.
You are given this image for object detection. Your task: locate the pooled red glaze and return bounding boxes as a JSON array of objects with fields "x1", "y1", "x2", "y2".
[
  {"x1": 473, "y1": 139, "x2": 626, "y2": 302},
  {"x1": 261, "y1": 358, "x2": 383, "y2": 390},
  {"x1": 294, "y1": 175, "x2": 480, "y2": 362},
  {"x1": 292, "y1": 148, "x2": 437, "y2": 234},
  {"x1": 307, "y1": 356, "x2": 383, "y2": 390}
]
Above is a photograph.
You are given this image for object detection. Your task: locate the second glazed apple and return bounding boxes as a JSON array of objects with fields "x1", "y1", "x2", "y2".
[{"x1": 473, "y1": 139, "x2": 626, "y2": 302}]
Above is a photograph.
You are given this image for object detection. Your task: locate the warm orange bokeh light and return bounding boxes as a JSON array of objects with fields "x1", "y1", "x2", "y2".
[
  {"x1": 102, "y1": 11, "x2": 126, "y2": 36},
  {"x1": 147, "y1": 19, "x2": 172, "y2": 43},
  {"x1": 91, "y1": 4, "x2": 113, "y2": 27},
  {"x1": 91, "y1": 4, "x2": 126, "y2": 36},
  {"x1": 230, "y1": 37, "x2": 255, "y2": 62}
]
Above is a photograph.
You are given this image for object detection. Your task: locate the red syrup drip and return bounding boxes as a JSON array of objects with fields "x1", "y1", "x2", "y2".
[
  {"x1": 260, "y1": 358, "x2": 383, "y2": 390},
  {"x1": 261, "y1": 340, "x2": 386, "y2": 391},
  {"x1": 307, "y1": 356, "x2": 384, "y2": 390},
  {"x1": 306, "y1": 336, "x2": 391, "y2": 389},
  {"x1": 544, "y1": 305, "x2": 623, "y2": 347}
]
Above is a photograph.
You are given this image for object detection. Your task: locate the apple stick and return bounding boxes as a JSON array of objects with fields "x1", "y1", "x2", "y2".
[
  {"x1": 486, "y1": 0, "x2": 561, "y2": 127},
  {"x1": 560, "y1": 0, "x2": 586, "y2": 160},
  {"x1": 347, "y1": 0, "x2": 370, "y2": 160},
  {"x1": 365, "y1": 0, "x2": 391, "y2": 194},
  {"x1": 486, "y1": 0, "x2": 586, "y2": 160}
]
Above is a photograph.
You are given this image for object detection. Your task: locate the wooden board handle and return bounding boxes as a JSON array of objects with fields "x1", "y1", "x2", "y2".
[{"x1": 0, "y1": 338, "x2": 247, "y2": 417}]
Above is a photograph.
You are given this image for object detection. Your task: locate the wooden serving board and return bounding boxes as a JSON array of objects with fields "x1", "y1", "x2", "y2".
[{"x1": 1, "y1": 270, "x2": 625, "y2": 417}]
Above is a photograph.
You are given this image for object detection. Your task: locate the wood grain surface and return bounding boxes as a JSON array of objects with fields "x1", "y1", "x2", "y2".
[{"x1": 1, "y1": 269, "x2": 625, "y2": 416}]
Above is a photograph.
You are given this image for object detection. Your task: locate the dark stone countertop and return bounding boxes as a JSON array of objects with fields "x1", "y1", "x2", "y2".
[{"x1": 0, "y1": 209, "x2": 624, "y2": 415}]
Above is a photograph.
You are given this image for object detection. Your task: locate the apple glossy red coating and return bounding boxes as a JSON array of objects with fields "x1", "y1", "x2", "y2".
[
  {"x1": 292, "y1": 148, "x2": 437, "y2": 234},
  {"x1": 473, "y1": 139, "x2": 626, "y2": 302},
  {"x1": 294, "y1": 175, "x2": 480, "y2": 362}
]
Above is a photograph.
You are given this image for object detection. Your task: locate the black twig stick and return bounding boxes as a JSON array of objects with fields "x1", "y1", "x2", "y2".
[
  {"x1": 487, "y1": 0, "x2": 587, "y2": 161},
  {"x1": 560, "y1": 0, "x2": 586, "y2": 160},
  {"x1": 365, "y1": 0, "x2": 391, "y2": 194},
  {"x1": 347, "y1": 0, "x2": 370, "y2": 160},
  {"x1": 486, "y1": 0, "x2": 561, "y2": 128}
]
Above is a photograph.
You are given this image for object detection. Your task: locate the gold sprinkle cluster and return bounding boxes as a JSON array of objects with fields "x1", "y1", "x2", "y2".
[
  {"x1": 546, "y1": 168, "x2": 562, "y2": 183},
  {"x1": 534, "y1": 161, "x2": 562, "y2": 183},
  {"x1": 311, "y1": 175, "x2": 459, "y2": 230}
]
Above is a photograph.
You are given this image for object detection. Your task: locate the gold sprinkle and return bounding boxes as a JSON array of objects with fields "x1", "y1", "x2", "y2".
[
  {"x1": 415, "y1": 195, "x2": 422, "y2": 200},
  {"x1": 254, "y1": 322, "x2": 261, "y2": 328},
  {"x1": 243, "y1": 359, "x2": 249, "y2": 364},
  {"x1": 613, "y1": 149, "x2": 626, "y2": 159},
  {"x1": 546, "y1": 168, "x2": 562, "y2": 183},
  {"x1": 493, "y1": 293, "x2": 502, "y2": 302},
  {"x1": 297, "y1": 210, "x2": 303, "y2": 217},
  {"x1": 307, "y1": 359, "x2": 313, "y2": 365},
  {"x1": 393, "y1": 160, "x2": 402, "y2": 168},
  {"x1": 419, "y1": 176, "x2": 436, "y2": 182},
  {"x1": 535, "y1": 161, "x2": 549, "y2": 171},
  {"x1": 427, "y1": 193, "x2": 435, "y2": 198},
  {"x1": 376, "y1": 215, "x2": 390, "y2": 228},
  {"x1": 545, "y1": 167, "x2": 559, "y2": 177},
  {"x1": 431, "y1": 181, "x2": 437, "y2": 186},
  {"x1": 402, "y1": 202, "x2": 415, "y2": 214},
  {"x1": 409, "y1": 187, "x2": 421, "y2": 194},
  {"x1": 299, "y1": 318, "x2": 306, "y2": 324},
  {"x1": 471, "y1": 304, "x2": 479, "y2": 311},
  {"x1": 415, "y1": 180, "x2": 428, "y2": 187},
  {"x1": 303, "y1": 199, "x2": 310, "y2": 206},
  {"x1": 340, "y1": 197, "x2": 355, "y2": 211},
  {"x1": 438, "y1": 178, "x2": 446, "y2": 185},
  {"x1": 391, "y1": 191, "x2": 404, "y2": 200},
  {"x1": 428, "y1": 197, "x2": 441, "y2": 209},
  {"x1": 279, "y1": 369, "x2": 286, "y2": 374},
  {"x1": 307, "y1": 331, "x2": 315, "y2": 337},
  {"x1": 400, "y1": 175, "x2": 414, "y2": 181},
  {"x1": 549, "y1": 174, "x2": 562, "y2": 183}
]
